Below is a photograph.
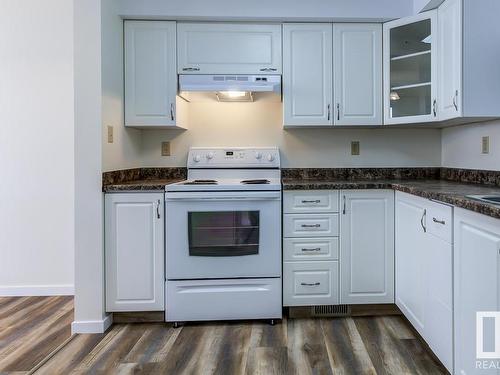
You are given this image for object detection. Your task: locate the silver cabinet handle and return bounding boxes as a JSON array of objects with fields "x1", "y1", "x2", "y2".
[
  {"x1": 337, "y1": 103, "x2": 340, "y2": 121},
  {"x1": 259, "y1": 68, "x2": 277, "y2": 72},
  {"x1": 420, "y1": 209, "x2": 427, "y2": 233},
  {"x1": 301, "y1": 248, "x2": 322, "y2": 252},
  {"x1": 301, "y1": 282, "x2": 320, "y2": 286},
  {"x1": 433, "y1": 99, "x2": 437, "y2": 117},
  {"x1": 342, "y1": 196, "x2": 346, "y2": 215},
  {"x1": 453, "y1": 90, "x2": 459, "y2": 111},
  {"x1": 170, "y1": 103, "x2": 174, "y2": 121},
  {"x1": 433, "y1": 217, "x2": 446, "y2": 225},
  {"x1": 182, "y1": 67, "x2": 200, "y2": 71},
  {"x1": 302, "y1": 199, "x2": 321, "y2": 204},
  {"x1": 301, "y1": 224, "x2": 321, "y2": 228},
  {"x1": 327, "y1": 104, "x2": 331, "y2": 121},
  {"x1": 156, "y1": 199, "x2": 161, "y2": 219}
]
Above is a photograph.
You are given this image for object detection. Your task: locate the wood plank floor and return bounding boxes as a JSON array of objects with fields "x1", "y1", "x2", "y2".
[
  {"x1": 35, "y1": 316, "x2": 448, "y2": 375},
  {"x1": 0, "y1": 296, "x2": 73, "y2": 374}
]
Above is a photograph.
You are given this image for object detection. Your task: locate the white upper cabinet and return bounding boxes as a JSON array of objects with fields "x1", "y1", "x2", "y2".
[
  {"x1": 438, "y1": 0, "x2": 500, "y2": 121},
  {"x1": 283, "y1": 24, "x2": 333, "y2": 127},
  {"x1": 454, "y1": 208, "x2": 500, "y2": 375},
  {"x1": 438, "y1": 0, "x2": 462, "y2": 121},
  {"x1": 105, "y1": 193, "x2": 165, "y2": 312},
  {"x1": 334, "y1": 24, "x2": 382, "y2": 126},
  {"x1": 177, "y1": 23, "x2": 282, "y2": 75},
  {"x1": 124, "y1": 21, "x2": 180, "y2": 128},
  {"x1": 340, "y1": 190, "x2": 395, "y2": 304},
  {"x1": 384, "y1": 11, "x2": 438, "y2": 125}
]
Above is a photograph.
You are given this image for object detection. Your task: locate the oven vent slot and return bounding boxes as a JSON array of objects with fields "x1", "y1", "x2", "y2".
[{"x1": 312, "y1": 305, "x2": 351, "y2": 317}]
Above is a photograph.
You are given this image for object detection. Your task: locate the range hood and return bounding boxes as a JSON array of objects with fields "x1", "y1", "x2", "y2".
[{"x1": 178, "y1": 74, "x2": 282, "y2": 102}]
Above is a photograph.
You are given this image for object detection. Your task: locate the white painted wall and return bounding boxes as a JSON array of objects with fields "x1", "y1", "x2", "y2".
[
  {"x1": 117, "y1": 0, "x2": 413, "y2": 21},
  {"x1": 141, "y1": 102, "x2": 442, "y2": 168},
  {"x1": 442, "y1": 120, "x2": 500, "y2": 170},
  {"x1": 73, "y1": 0, "x2": 111, "y2": 333},
  {"x1": 0, "y1": 0, "x2": 75, "y2": 296},
  {"x1": 102, "y1": 0, "x2": 143, "y2": 172}
]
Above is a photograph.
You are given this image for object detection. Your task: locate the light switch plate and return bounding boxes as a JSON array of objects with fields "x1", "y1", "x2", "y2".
[
  {"x1": 107, "y1": 126, "x2": 113, "y2": 143},
  {"x1": 351, "y1": 141, "x2": 360, "y2": 156},
  {"x1": 482, "y1": 136, "x2": 490, "y2": 154},
  {"x1": 161, "y1": 142, "x2": 171, "y2": 156}
]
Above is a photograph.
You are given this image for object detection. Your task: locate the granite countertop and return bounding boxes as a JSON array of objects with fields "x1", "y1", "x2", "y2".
[
  {"x1": 282, "y1": 178, "x2": 500, "y2": 219},
  {"x1": 103, "y1": 178, "x2": 183, "y2": 192}
]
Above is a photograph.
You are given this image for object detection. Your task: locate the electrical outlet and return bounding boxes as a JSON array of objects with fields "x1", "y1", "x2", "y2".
[
  {"x1": 107, "y1": 126, "x2": 113, "y2": 143},
  {"x1": 482, "y1": 136, "x2": 490, "y2": 154},
  {"x1": 161, "y1": 141, "x2": 171, "y2": 156},
  {"x1": 351, "y1": 141, "x2": 360, "y2": 156}
]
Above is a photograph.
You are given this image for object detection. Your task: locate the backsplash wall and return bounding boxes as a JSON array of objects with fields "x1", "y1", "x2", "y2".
[
  {"x1": 138, "y1": 101, "x2": 442, "y2": 168},
  {"x1": 442, "y1": 119, "x2": 500, "y2": 171}
]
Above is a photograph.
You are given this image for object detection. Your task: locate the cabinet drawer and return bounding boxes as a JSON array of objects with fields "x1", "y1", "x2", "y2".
[
  {"x1": 283, "y1": 261, "x2": 339, "y2": 306},
  {"x1": 284, "y1": 214, "x2": 339, "y2": 238},
  {"x1": 427, "y1": 202, "x2": 452, "y2": 243},
  {"x1": 283, "y1": 190, "x2": 339, "y2": 213},
  {"x1": 283, "y1": 237, "x2": 339, "y2": 261}
]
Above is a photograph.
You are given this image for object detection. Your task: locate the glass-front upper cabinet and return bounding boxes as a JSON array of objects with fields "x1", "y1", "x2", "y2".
[{"x1": 383, "y1": 11, "x2": 438, "y2": 124}]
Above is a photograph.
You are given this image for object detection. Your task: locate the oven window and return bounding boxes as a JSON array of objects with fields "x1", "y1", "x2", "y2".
[{"x1": 188, "y1": 211, "x2": 260, "y2": 257}]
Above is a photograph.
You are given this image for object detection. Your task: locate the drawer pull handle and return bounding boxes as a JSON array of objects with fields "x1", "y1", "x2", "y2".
[
  {"x1": 433, "y1": 217, "x2": 446, "y2": 225},
  {"x1": 301, "y1": 200, "x2": 321, "y2": 204},
  {"x1": 301, "y1": 282, "x2": 320, "y2": 287},
  {"x1": 259, "y1": 67, "x2": 277, "y2": 72},
  {"x1": 301, "y1": 224, "x2": 321, "y2": 228},
  {"x1": 182, "y1": 67, "x2": 200, "y2": 71},
  {"x1": 301, "y1": 247, "x2": 322, "y2": 252}
]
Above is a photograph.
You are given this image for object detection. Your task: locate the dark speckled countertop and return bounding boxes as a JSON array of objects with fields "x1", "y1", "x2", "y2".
[
  {"x1": 282, "y1": 178, "x2": 500, "y2": 219},
  {"x1": 103, "y1": 178, "x2": 184, "y2": 192}
]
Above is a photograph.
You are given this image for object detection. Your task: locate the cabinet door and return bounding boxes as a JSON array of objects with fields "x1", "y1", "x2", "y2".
[
  {"x1": 125, "y1": 21, "x2": 178, "y2": 127},
  {"x1": 340, "y1": 190, "x2": 394, "y2": 304},
  {"x1": 105, "y1": 193, "x2": 164, "y2": 312},
  {"x1": 334, "y1": 24, "x2": 382, "y2": 126},
  {"x1": 283, "y1": 24, "x2": 333, "y2": 127},
  {"x1": 383, "y1": 11, "x2": 438, "y2": 124},
  {"x1": 438, "y1": 0, "x2": 462, "y2": 120},
  {"x1": 425, "y1": 233, "x2": 453, "y2": 373},
  {"x1": 454, "y1": 208, "x2": 500, "y2": 375},
  {"x1": 395, "y1": 192, "x2": 427, "y2": 334},
  {"x1": 177, "y1": 23, "x2": 281, "y2": 74}
]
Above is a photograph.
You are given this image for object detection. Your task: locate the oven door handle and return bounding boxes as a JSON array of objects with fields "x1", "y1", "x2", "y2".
[{"x1": 167, "y1": 197, "x2": 281, "y2": 201}]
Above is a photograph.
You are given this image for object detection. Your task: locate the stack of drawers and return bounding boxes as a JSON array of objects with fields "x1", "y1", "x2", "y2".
[{"x1": 283, "y1": 190, "x2": 340, "y2": 306}]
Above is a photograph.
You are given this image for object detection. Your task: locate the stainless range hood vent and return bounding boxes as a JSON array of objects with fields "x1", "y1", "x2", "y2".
[{"x1": 178, "y1": 74, "x2": 282, "y2": 103}]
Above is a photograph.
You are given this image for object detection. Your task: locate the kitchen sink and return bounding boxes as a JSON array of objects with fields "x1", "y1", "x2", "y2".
[{"x1": 466, "y1": 195, "x2": 500, "y2": 205}]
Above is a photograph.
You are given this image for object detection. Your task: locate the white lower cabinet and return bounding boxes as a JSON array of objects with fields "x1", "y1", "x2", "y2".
[
  {"x1": 340, "y1": 190, "x2": 395, "y2": 304},
  {"x1": 283, "y1": 262, "x2": 339, "y2": 306},
  {"x1": 454, "y1": 208, "x2": 500, "y2": 375},
  {"x1": 283, "y1": 190, "x2": 339, "y2": 306},
  {"x1": 395, "y1": 192, "x2": 453, "y2": 373},
  {"x1": 105, "y1": 193, "x2": 165, "y2": 312}
]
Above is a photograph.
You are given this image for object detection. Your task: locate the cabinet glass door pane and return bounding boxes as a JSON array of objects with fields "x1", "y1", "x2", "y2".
[
  {"x1": 188, "y1": 211, "x2": 260, "y2": 257},
  {"x1": 389, "y1": 19, "x2": 432, "y2": 119}
]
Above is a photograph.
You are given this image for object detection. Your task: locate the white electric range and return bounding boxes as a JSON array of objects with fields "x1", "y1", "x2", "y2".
[{"x1": 165, "y1": 147, "x2": 282, "y2": 324}]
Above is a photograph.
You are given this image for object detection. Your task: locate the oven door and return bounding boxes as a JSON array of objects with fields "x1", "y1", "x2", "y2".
[{"x1": 166, "y1": 191, "x2": 281, "y2": 279}]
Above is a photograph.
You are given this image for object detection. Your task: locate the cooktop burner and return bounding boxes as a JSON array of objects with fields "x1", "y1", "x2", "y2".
[
  {"x1": 241, "y1": 179, "x2": 270, "y2": 185},
  {"x1": 183, "y1": 179, "x2": 218, "y2": 185}
]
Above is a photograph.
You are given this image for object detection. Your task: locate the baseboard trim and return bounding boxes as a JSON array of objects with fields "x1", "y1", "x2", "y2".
[
  {"x1": 0, "y1": 285, "x2": 75, "y2": 297},
  {"x1": 71, "y1": 314, "x2": 113, "y2": 334}
]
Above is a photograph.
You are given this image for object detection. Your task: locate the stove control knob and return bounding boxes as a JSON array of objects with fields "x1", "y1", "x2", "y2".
[
  {"x1": 254, "y1": 152, "x2": 263, "y2": 160},
  {"x1": 267, "y1": 154, "x2": 275, "y2": 162},
  {"x1": 193, "y1": 154, "x2": 201, "y2": 163},
  {"x1": 206, "y1": 152, "x2": 215, "y2": 160}
]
